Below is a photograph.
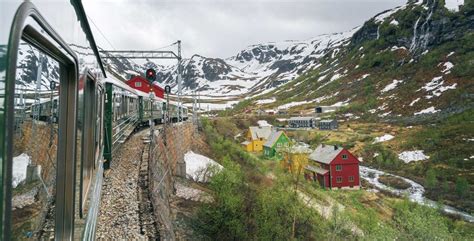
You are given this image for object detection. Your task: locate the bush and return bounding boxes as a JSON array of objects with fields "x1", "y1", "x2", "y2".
[
  {"x1": 392, "y1": 200, "x2": 452, "y2": 240},
  {"x1": 455, "y1": 177, "x2": 469, "y2": 198}
]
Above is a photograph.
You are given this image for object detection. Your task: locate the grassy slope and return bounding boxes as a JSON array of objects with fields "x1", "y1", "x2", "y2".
[{"x1": 196, "y1": 117, "x2": 474, "y2": 240}]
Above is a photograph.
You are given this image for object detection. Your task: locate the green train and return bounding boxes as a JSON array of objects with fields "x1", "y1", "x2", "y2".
[{"x1": 0, "y1": 0, "x2": 188, "y2": 239}]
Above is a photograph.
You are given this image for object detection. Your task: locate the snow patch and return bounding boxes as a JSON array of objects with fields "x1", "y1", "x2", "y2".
[
  {"x1": 420, "y1": 76, "x2": 457, "y2": 98},
  {"x1": 445, "y1": 0, "x2": 464, "y2": 12},
  {"x1": 414, "y1": 106, "x2": 439, "y2": 115},
  {"x1": 441, "y1": 62, "x2": 454, "y2": 74},
  {"x1": 277, "y1": 100, "x2": 310, "y2": 110},
  {"x1": 13, "y1": 153, "x2": 31, "y2": 188},
  {"x1": 409, "y1": 98, "x2": 420, "y2": 107},
  {"x1": 255, "y1": 98, "x2": 276, "y2": 105},
  {"x1": 398, "y1": 150, "x2": 429, "y2": 163},
  {"x1": 373, "y1": 134, "x2": 395, "y2": 143},
  {"x1": 381, "y1": 79, "x2": 403, "y2": 93},
  {"x1": 184, "y1": 151, "x2": 223, "y2": 182},
  {"x1": 390, "y1": 20, "x2": 399, "y2": 26}
]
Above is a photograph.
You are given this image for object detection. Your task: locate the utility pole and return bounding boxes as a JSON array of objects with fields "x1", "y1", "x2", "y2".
[{"x1": 177, "y1": 40, "x2": 182, "y2": 121}]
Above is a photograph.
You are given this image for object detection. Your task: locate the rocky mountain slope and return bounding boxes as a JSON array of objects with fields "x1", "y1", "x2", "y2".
[
  {"x1": 102, "y1": 28, "x2": 358, "y2": 96},
  {"x1": 240, "y1": 0, "x2": 473, "y2": 120}
]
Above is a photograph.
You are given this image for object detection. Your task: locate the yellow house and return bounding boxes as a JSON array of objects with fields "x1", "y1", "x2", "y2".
[{"x1": 241, "y1": 126, "x2": 272, "y2": 152}]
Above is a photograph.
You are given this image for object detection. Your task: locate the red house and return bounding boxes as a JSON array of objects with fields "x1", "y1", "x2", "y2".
[
  {"x1": 126, "y1": 76, "x2": 164, "y2": 98},
  {"x1": 305, "y1": 145, "x2": 360, "y2": 189}
]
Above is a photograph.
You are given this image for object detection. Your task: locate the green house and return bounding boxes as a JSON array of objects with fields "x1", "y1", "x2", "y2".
[{"x1": 263, "y1": 131, "x2": 290, "y2": 158}]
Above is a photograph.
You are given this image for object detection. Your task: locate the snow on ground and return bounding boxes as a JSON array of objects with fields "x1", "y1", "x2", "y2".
[
  {"x1": 184, "y1": 151, "x2": 223, "y2": 182},
  {"x1": 374, "y1": 5, "x2": 407, "y2": 23},
  {"x1": 13, "y1": 153, "x2": 30, "y2": 188},
  {"x1": 381, "y1": 79, "x2": 403, "y2": 93},
  {"x1": 330, "y1": 73, "x2": 342, "y2": 81},
  {"x1": 421, "y1": 76, "x2": 457, "y2": 98},
  {"x1": 414, "y1": 106, "x2": 439, "y2": 115},
  {"x1": 390, "y1": 20, "x2": 399, "y2": 26},
  {"x1": 277, "y1": 100, "x2": 310, "y2": 110},
  {"x1": 409, "y1": 97, "x2": 420, "y2": 106},
  {"x1": 255, "y1": 98, "x2": 276, "y2": 105},
  {"x1": 442, "y1": 62, "x2": 454, "y2": 74},
  {"x1": 398, "y1": 150, "x2": 429, "y2": 163},
  {"x1": 445, "y1": 0, "x2": 464, "y2": 12},
  {"x1": 391, "y1": 46, "x2": 407, "y2": 51},
  {"x1": 373, "y1": 134, "x2": 395, "y2": 143},
  {"x1": 317, "y1": 74, "x2": 328, "y2": 82},
  {"x1": 331, "y1": 99, "x2": 350, "y2": 107},
  {"x1": 257, "y1": 120, "x2": 272, "y2": 127}
]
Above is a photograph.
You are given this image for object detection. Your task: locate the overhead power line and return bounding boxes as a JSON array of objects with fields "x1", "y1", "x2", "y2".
[{"x1": 86, "y1": 15, "x2": 117, "y2": 51}]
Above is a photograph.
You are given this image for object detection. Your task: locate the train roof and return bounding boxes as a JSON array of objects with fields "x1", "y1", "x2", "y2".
[{"x1": 104, "y1": 73, "x2": 138, "y2": 94}]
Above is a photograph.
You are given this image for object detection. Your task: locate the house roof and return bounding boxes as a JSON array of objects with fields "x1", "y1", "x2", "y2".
[
  {"x1": 305, "y1": 165, "x2": 329, "y2": 175},
  {"x1": 249, "y1": 126, "x2": 272, "y2": 140},
  {"x1": 309, "y1": 145, "x2": 342, "y2": 164},
  {"x1": 289, "y1": 116, "x2": 314, "y2": 121},
  {"x1": 263, "y1": 131, "x2": 285, "y2": 148}
]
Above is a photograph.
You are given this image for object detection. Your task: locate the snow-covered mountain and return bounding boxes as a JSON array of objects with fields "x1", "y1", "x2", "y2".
[{"x1": 102, "y1": 28, "x2": 359, "y2": 96}]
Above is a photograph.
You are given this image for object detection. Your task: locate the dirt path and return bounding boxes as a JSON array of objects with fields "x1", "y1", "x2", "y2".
[{"x1": 298, "y1": 190, "x2": 364, "y2": 237}]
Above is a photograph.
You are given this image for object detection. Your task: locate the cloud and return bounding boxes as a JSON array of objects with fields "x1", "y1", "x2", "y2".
[{"x1": 83, "y1": 0, "x2": 406, "y2": 59}]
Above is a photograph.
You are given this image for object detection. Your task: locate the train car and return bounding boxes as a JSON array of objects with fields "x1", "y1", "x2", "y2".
[
  {"x1": 1, "y1": 1, "x2": 190, "y2": 240},
  {"x1": 103, "y1": 74, "x2": 139, "y2": 168},
  {"x1": 136, "y1": 90, "x2": 165, "y2": 126},
  {"x1": 171, "y1": 102, "x2": 189, "y2": 122},
  {"x1": 1, "y1": 0, "x2": 107, "y2": 239}
]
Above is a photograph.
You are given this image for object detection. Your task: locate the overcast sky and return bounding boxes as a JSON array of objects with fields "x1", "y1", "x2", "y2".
[{"x1": 83, "y1": 0, "x2": 406, "y2": 59}]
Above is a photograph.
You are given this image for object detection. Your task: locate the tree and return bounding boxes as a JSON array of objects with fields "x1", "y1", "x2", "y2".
[
  {"x1": 277, "y1": 141, "x2": 311, "y2": 239},
  {"x1": 426, "y1": 169, "x2": 438, "y2": 189},
  {"x1": 455, "y1": 177, "x2": 469, "y2": 197}
]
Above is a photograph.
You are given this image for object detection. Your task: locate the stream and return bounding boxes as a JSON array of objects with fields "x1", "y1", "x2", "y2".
[{"x1": 359, "y1": 166, "x2": 474, "y2": 223}]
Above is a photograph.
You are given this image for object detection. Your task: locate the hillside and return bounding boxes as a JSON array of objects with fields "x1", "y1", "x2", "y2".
[{"x1": 242, "y1": 0, "x2": 473, "y2": 119}]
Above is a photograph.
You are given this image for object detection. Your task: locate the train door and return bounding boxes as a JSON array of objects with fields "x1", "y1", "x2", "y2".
[{"x1": 4, "y1": 4, "x2": 79, "y2": 240}]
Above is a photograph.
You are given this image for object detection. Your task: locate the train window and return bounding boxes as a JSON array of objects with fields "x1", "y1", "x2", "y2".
[
  {"x1": 11, "y1": 40, "x2": 62, "y2": 240},
  {"x1": 77, "y1": 74, "x2": 96, "y2": 218}
]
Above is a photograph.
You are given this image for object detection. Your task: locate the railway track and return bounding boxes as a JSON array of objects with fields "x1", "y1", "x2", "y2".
[
  {"x1": 96, "y1": 129, "x2": 160, "y2": 239},
  {"x1": 138, "y1": 135, "x2": 160, "y2": 239}
]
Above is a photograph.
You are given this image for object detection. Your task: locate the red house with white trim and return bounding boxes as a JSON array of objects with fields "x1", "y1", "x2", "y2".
[
  {"x1": 126, "y1": 76, "x2": 164, "y2": 98},
  {"x1": 305, "y1": 145, "x2": 360, "y2": 189}
]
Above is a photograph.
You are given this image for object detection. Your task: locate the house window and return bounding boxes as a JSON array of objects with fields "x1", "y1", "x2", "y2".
[
  {"x1": 336, "y1": 177, "x2": 343, "y2": 183},
  {"x1": 135, "y1": 82, "x2": 142, "y2": 87},
  {"x1": 342, "y1": 154, "x2": 348, "y2": 160},
  {"x1": 336, "y1": 165, "x2": 342, "y2": 171},
  {"x1": 349, "y1": 176, "x2": 354, "y2": 182}
]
